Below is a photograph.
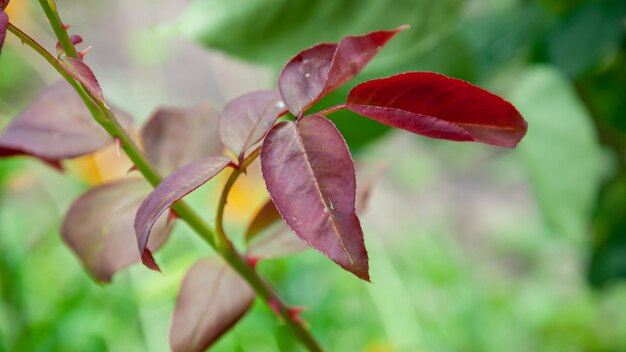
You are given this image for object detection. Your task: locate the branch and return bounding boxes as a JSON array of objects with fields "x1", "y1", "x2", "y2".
[{"x1": 8, "y1": 4, "x2": 325, "y2": 350}]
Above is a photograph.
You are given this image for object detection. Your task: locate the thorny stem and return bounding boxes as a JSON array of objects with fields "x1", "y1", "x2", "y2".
[
  {"x1": 9, "y1": 3, "x2": 325, "y2": 351},
  {"x1": 38, "y1": 0, "x2": 79, "y2": 58}
]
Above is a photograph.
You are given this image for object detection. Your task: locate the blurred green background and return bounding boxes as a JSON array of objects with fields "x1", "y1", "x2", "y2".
[{"x1": 1, "y1": 0, "x2": 626, "y2": 351}]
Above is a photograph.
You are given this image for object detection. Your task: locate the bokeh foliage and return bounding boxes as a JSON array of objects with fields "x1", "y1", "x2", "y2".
[{"x1": 1, "y1": 0, "x2": 626, "y2": 351}]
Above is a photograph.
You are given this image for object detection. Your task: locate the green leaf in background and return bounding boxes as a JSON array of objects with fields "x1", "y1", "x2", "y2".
[
  {"x1": 547, "y1": 0, "x2": 626, "y2": 77},
  {"x1": 509, "y1": 66, "x2": 604, "y2": 241},
  {"x1": 588, "y1": 174, "x2": 626, "y2": 287},
  {"x1": 461, "y1": 4, "x2": 548, "y2": 77},
  {"x1": 576, "y1": 53, "x2": 626, "y2": 134},
  {"x1": 170, "y1": 0, "x2": 464, "y2": 69}
]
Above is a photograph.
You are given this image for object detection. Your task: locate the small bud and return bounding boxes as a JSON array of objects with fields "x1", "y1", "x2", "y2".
[
  {"x1": 127, "y1": 165, "x2": 139, "y2": 174},
  {"x1": 245, "y1": 256, "x2": 261, "y2": 269},
  {"x1": 62, "y1": 24, "x2": 72, "y2": 30},
  {"x1": 288, "y1": 306, "x2": 306, "y2": 324}
]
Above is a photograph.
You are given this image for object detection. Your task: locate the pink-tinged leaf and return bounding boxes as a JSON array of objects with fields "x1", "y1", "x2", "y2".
[
  {"x1": 141, "y1": 104, "x2": 224, "y2": 175},
  {"x1": 244, "y1": 199, "x2": 282, "y2": 243},
  {"x1": 0, "y1": 81, "x2": 132, "y2": 162},
  {"x1": 354, "y1": 162, "x2": 386, "y2": 214},
  {"x1": 134, "y1": 157, "x2": 231, "y2": 270},
  {"x1": 261, "y1": 114, "x2": 369, "y2": 280},
  {"x1": 346, "y1": 72, "x2": 528, "y2": 148},
  {"x1": 278, "y1": 26, "x2": 407, "y2": 116},
  {"x1": 248, "y1": 162, "x2": 383, "y2": 258},
  {"x1": 59, "y1": 56, "x2": 105, "y2": 103},
  {"x1": 170, "y1": 258, "x2": 254, "y2": 352},
  {"x1": 61, "y1": 178, "x2": 171, "y2": 283},
  {"x1": 55, "y1": 35, "x2": 83, "y2": 57},
  {"x1": 218, "y1": 90, "x2": 286, "y2": 162},
  {"x1": 0, "y1": 10, "x2": 7, "y2": 53},
  {"x1": 247, "y1": 227, "x2": 309, "y2": 259}
]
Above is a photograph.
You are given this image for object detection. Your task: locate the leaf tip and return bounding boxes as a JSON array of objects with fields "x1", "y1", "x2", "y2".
[
  {"x1": 166, "y1": 209, "x2": 179, "y2": 226},
  {"x1": 397, "y1": 24, "x2": 410, "y2": 31},
  {"x1": 141, "y1": 249, "x2": 162, "y2": 273}
]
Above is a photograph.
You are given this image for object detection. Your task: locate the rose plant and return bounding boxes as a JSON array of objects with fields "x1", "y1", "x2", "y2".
[{"x1": 0, "y1": 1, "x2": 527, "y2": 351}]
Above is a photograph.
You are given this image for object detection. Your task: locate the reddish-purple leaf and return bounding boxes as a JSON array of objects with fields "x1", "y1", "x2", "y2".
[
  {"x1": 218, "y1": 90, "x2": 286, "y2": 162},
  {"x1": 0, "y1": 10, "x2": 7, "y2": 53},
  {"x1": 244, "y1": 199, "x2": 282, "y2": 243},
  {"x1": 346, "y1": 72, "x2": 528, "y2": 148},
  {"x1": 134, "y1": 157, "x2": 231, "y2": 270},
  {"x1": 59, "y1": 56, "x2": 105, "y2": 103},
  {"x1": 261, "y1": 114, "x2": 369, "y2": 280},
  {"x1": 278, "y1": 26, "x2": 407, "y2": 116},
  {"x1": 248, "y1": 162, "x2": 384, "y2": 258},
  {"x1": 141, "y1": 104, "x2": 224, "y2": 175},
  {"x1": 55, "y1": 35, "x2": 83, "y2": 57},
  {"x1": 247, "y1": 227, "x2": 309, "y2": 259},
  {"x1": 170, "y1": 258, "x2": 254, "y2": 352},
  {"x1": 61, "y1": 178, "x2": 171, "y2": 283},
  {"x1": 0, "y1": 81, "x2": 132, "y2": 162},
  {"x1": 0, "y1": 1, "x2": 9, "y2": 10},
  {"x1": 354, "y1": 162, "x2": 386, "y2": 214}
]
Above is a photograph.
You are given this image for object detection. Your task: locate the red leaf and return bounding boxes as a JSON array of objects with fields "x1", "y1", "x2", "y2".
[
  {"x1": 61, "y1": 178, "x2": 171, "y2": 283},
  {"x1": 218, "y1": 90, "x2": 286, "y2": 162},
  {"x1": 0, "y1": 10, "x2": 7, "y2": 53},
  {"x1": 261, "y1": 114, "x2": 369, "y2": 280},
  {"x1": 346, "y1": 72, "x2": 528, "y2": 148},
  {"x1": 141, "y1": 104, "x2": 224, "y2": 175},
  {"x1": 134, "y1": 157, "x2": 231, "y2": 270},
  {"x1": 55, "y1": 34, "x2": 83, "y2": 57},
  {"x1": 170, "y1": 258, "x2": 254, "y2": 352},
  {"x1": 278, "y1": 26, "x2": 407, "y2": 116},
  {"x1": 0, "y1": 81, "x2": 132, "y2": 162},
  {"x1": 59, "y1": 56, "x2": 105, "y2": 103}
]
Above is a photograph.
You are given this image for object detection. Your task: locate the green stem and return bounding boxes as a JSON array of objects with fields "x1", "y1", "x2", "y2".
[
  {"x1": 214, "y1": 148, "x2": 323, "y2": 350},
  {"x1": 6, "y1": 24, "x2": 101, "y2": 119},
  {"x1": 38, "y1": 0, "x2": 79, "y2": 58},
  {"x1": 11, "y1": 6, "x2": 324, "y2": 351},
  {"x1": 215, "y1": 148, "x2": 261, "y2": 251}
]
